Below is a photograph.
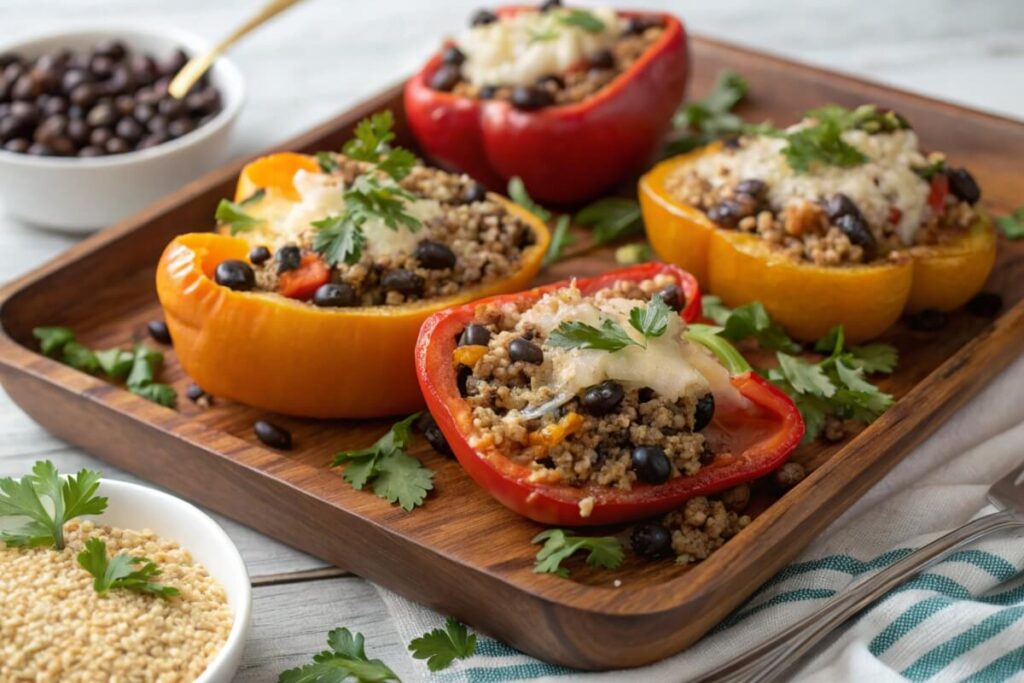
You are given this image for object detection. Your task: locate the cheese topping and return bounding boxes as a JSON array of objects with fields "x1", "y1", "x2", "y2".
[
  {"x1": 243, "y1": 169, "x2": 441, "y2": 260},
  {"x1": 694, "y1": 128, "x2": 931, "y2": 244},
  {"x1": 456, "y1": 8, "x2": 621, "y2": 88}
]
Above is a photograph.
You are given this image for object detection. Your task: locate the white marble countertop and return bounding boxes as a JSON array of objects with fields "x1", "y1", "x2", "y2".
[{"x1": 1, "y1": 1, "x2": 1021, "y2": 680}]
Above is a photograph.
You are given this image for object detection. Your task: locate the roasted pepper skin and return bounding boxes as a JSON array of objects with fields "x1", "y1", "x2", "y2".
[
  {"x1": 403, "y1": 6, "x2": 688, "y2": 205},
  {"x1": 156, "y1": 156, "x2": 550, "y2": 419},
  {"x1": 415, "y1": 264, "x2": 804, "y2": 526},
  {"x1": 640, "y1": 145, "x2": 998, "y2": 342}
]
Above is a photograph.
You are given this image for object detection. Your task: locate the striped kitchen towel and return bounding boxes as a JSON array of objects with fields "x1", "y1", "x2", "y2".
[{"x1": 377, "y1": 353, "x2": 1024, "y2": 682}]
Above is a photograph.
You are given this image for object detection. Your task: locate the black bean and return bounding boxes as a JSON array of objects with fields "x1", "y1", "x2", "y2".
[
  {"x1": 129, "y1": 54, "x2": 159, "y2": 83},
  {"x1": 414, "y1": 240, "x2": 457, "y2": 269},
  {"x1": 471, "y1": 9, "x2": 498, "y2": 25},
  {"x1": 138, "y1": 133, "x2": 167, "y2": 149},
  {"x1": 161, "y1": 49, "x2": 189, "y2": 77},
  {"x1": 638, "y1": 387, "x2": 655, "y2": 403},
  {"x1": 66, "y1": 118, "x2": 89, "y2": 145},
  {"x1": 89, "y1": 127, "x2": 112, "y2": 147},
  {"x1": 459, "y1": 323, "x2": 491, "y2": 347},
  {"x1": 48, "y1": 135, "x2": 75, "y2": 156},
  {"x1": 185, "y1": 383, "x2": 210, "y2": 403},
  {"x1": 735, "y1": 178, "x2": 767, "y2": 199},
  {"x1": 254, "y1": 420, "x2": 291, "y2": 450},
  {"x1": 167, "y1": 118, "x2": 195, "y2": 138},
  {"x1": 248, "y1": 245, "x2": 271, "y2": 265},
  {"x1": 631, "y1": 524, "x2": 673, "y2": 560},
  {"x1": 580, "y1": 380, "x2": 625, "y2": 416},
  {"x1": 416, "y1": 412, "x2": 453, "y2": 457},
  {"x1": 77, "y1": 145, "x2": 104, "y2": 157},
  {"x1": 89, "y1": 55, "x2": 115, "y2": 79},
  {"x1": 32, "y1": 114, "x2": 64, "y2": 144},
  {"x1": 536, "y1": 74, "x2": 565, "y2": 90},
  {"x1": 441, "y1": 46, "x2": 466, "y2": 66},
  {"x1": 946, "y1": 167, "x2": 981, "y2": 204},
  {"x1": 94, "y1": 39, "x2": 128, "y2": 62},
  {"x1": 312, "y1": 282, "x2": 358, "y2": 308},
  {"x1": 115, "y1": 117, "x2": 143, "y2": 143},
  {"x1": 133, "y1": 102, "x2": 155, "y2": 123},
  {"x1": 26, "y1": 142, "x2": 53, "y2": 156},
  {"x1": 214, "y1": 259, "x2": 255, "y2": 291},
  {"x1": 10, "y1": 101, "x2": 38, "y2": 122},
  {"x1": 42, "y1": 95, "x2": 68, "y2": 117},
  {"x1": 655, "y1": 283, "x2": 685, "y2": 312},
  {"x1": 0, "y1": 115, "x2": 32, "y2": 141},
  {"x1": 456, "y1": 364, "x2": 472, "y2": 397},
  {"x1": 699, "y1": 444, "x2": 715, "y2": 465},
  {"x1": 103, "y1": 65, "x2": 134, "y2": 95},
  {"x1": 135, "y1": 87, "x2": 162, "y2": 106},
  {"x1": 429, "y1": 64, "x2": 462, "y2": 92},
  {"x1": 158, "y1": 96, "x2": 185, "y2": 119},
  {"x1": 516, "y1": 226, "x2": 536, "y2": 249},
  {"x1": 104, "y1": 136, "x2": 130, "y2": 155},
  {"x1": 478, "y1": 85, "x2": 498, "y2": 100},
  {"x1": 113, "y1": 94, "x2": 135, "y2": 116},
  {"x1": 706, "y1": 198, "x2": 748, "y2": 228},
  {"x1": 823, "y1": 193, "x2": 862, "y2": 222},
  {"x1": 147, "y1": 114, "x2": 168, "y2": 135},
  {"x1": 3, "y1": 138, "x2": 29, "y2": 153},
  {"x1": 623, "y1": 15, "x2": 660, "y2": 35},
  {"x1": 146, "y1": 319, "x2": 172, "y2": 344},
  {"x1": 12, "y1": 74, "x2": 41, "y2": 100},
  {"x1": 381, "y1": 269, "x2": 425, "y2": 297},
  {"x1": 69, "y1": 82, "x2": 100, "y2": 108},
  {"x1": 276, "y1": 245, "x2": 302, "y2": 273},
  {"x1": 588, "y1": 49, "x2": 615, "y2": 70},
  {"x1": 966, "y1": 292, "x2": 1002, "y2": 318},
  {"x1": 907, "y1": 308, "x2": 947, "y2": 332},
  {"x1": 631, "y1": 446, "x2": 671, "y2": 484},
  {"x1": 539, "y1": 0, "x2": 562, "y2": 9},
  {"x1": 509, "y1": 85, "x2": 553, "y2": 111},
  {"x1": 3, "y1": 62, "x2": 24, "y2": 82},
  {"x1": 67, "y1": 104, "x2": 85, "y2": 120},
  {"x1": 0, "y1": 53, "x2": 19, "y2": 69},
  {"x1": 61, "y1": 68, "x2": 90, "y2": 93},
  {"x1": 835, "y1": 213, "x2": 877, "y2": 260},
  {"x1": 693, "y1": 393, "x2": 715, "y2": 431},
  {"x1": 462, "y1": 182, "x2": 487, "y2": 204},
  {"x1": 509, "y1": 337, "x2": 543, "y2": 364}
]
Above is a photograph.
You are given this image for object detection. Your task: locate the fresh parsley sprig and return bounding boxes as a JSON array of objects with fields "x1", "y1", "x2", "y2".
[
  {"x1": 215, "y1": 198, "x2": 264, "y2": 236},
  {"x1": 532, "y1": 529, "x2": 624, "y2": 578},
  {"x1": 279, "y1": 628, "x2": 399, "y2": 683},
  {"x1": 701, "y1": 297, "x2": 801, "y2": 353},
  {"x1": 408, "y1": 617, "x2": 477, "y2": 672},
  {"x1": 665, "y1": 71, "x2": 749, "y2": 156},
  {"x1": 558, "y1": 9, "x2": 605, "y2": 32},
  {"x1": 546, "y1": 296, "x2": 670, "y2": 352},
  {"x1": 997, "y1": 206, "x2": 1024, "y2": 240},
  {"x1": 0, "y1": 461, "x2": 107, "y2": 550},
  {"x1": 77, "y1": 537, "x2": 179, "y2": 598},
  {"x1": 331, "y1": 413, "x2": 434, "y2": 511},
  {"x1": 781, "y1": 111, "x2": 868, "y2": 174},
  {"x1": 574, "y1": 197, "x2": 643, "y2": 244}
]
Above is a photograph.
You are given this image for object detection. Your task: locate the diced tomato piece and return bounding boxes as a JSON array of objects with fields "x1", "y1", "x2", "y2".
[
  {"x1": 928, "y1": 174, "x2": 949, "y2": 211},
  {"x1": 277, "y1": 253, "x2": 330, "y2": 300}
]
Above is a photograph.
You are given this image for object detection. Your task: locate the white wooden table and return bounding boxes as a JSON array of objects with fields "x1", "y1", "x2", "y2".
[{"x1": 2, "y1": 1, "x2": 1021, "y2": 680}]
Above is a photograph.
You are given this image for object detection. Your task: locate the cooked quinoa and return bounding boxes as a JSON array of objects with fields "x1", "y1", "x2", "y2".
[
  {"x1": 664, "y1": 495, "x2": 750, "y2": 565},
  {"x1": 230, "y1": 154, "x2": 536, "y2": 306},
  {"x1": 666, "y1": 106, "x2": 982, "y2": 266},
  {"x1": 432, "y1": 5, "x2": 665, "y2": 107},
  {"x1": 1, "y1": 520, "x2": 232, "y2": 682},
  {"x1": 458, "y1": 274, "x2": 729, "y2": 494}
]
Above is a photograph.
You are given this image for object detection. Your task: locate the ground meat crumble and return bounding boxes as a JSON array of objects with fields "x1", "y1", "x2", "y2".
[{"x1": 664, "y1": 495, "x2": 751, "y2": 564}]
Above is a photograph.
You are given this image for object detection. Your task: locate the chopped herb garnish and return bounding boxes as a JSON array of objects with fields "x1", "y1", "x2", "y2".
[
  {"x1": 215, "y1": 199, "x2": 264, "y2": 235},
  {"x1": 77, "y1": 537, "x2": 179, "y2": 598},
  {"x1": 240, "y1": 188, "x2": 267, "y2": 206},
  {"x1": 574, "y1": 197, "x2": 642, "y2": 244},
  {"x1": 629, "y1": 294, "x2": 670, "y2": 339},
  {"x1": 0, "y1": 461, "x2": 107, "y2": 550},
  {"x1": 408, "y1": 617, "x2": 477, "y2": 672},
  {"x1": 996, "y1": 207, "x2": 1024, "y2": 240},
  {"x1": 331, "y1": 413, "x2": 434, "y2": 511},
  {"x1": 665, "y1": 71, "x2": 749, "y2": 156},
  {"x1": 558, "y1": 9, "x2": 605, "y2": 32},
  {"x1": 315, "y1": 151, "x2": 339, "y2": 173},
  {"x1": 279, "y1": 628, "x2": 399, "y2": 683},
  {"x1": 913, "y1": 157, "x2": 946, "y2": 182},
  {"x1": 33, "y1": 326, "x2": 75, "y2": 356},
  {"x1": 60, "y1": 341, "x2": 99, "y2": 373},
  {"x1": 543, "y1": 214, "x2": 575, "y2": 267},
  {"x1": 781, "y1": 111, "x2": 868, "y2": 173},
  {"x1": 528, "y1": 26, "x2": 560, "y2": 43},
  {"x1": 312, "y1": 213, "x2": 368, "y2": 266},
  {"x1": 532, "y1": 529, "x2": 623, "y2": 578},
  {"x1": 703, "y1": 297, "x2": 801, "y2": 353},
  {"x1": 546, "y1": 297, "x2": 669, "y2": 352}
]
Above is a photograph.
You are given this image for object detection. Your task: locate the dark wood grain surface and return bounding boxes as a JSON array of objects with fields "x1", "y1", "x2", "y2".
[{"x1": 1, "y1": 37, "x2": 1022, "y2": 670}]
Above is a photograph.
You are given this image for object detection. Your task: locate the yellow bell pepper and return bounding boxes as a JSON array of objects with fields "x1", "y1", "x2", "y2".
[{"x1": 639, "y1": 144, "x2": 997, "y2": 342}]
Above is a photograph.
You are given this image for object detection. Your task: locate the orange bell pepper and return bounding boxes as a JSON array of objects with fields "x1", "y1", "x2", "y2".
[
  {"x1": 639, "y1": 144, "x2": 997, "y2": 342},
  {"x1": 156, "y1": 154, "x2": 551, "y2": 419}
]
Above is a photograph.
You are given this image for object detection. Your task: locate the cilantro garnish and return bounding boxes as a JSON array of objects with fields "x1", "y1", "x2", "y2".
[
  {"x1": 781, "y1": 112, "x2": 868, "y2": 174},
  {"x1": 532, "y1": 529, "x2": 624, "y2": 578},
  {"x1": 408, "y1": 617, "x2": 477, "y2": 672},
  {"x1": 558, "y1": 9, "x2": 605, "y2": 32},
  {"x1": 528, "y1": 26, "x2": 560, "y2": 43},
  {"x1": 665, "y1": 71, "x2": 749, "y2": 156},
  {"x1": 546, "y1": 296, "x2": 670, "y2": 352},
  {"x1": 215, "y1": 199, "x2": 264, "y2": 235},
  {"x1": 315, "y1": 151, "x2": 340, "y2": 174},
  {"x1": 0, "y1": 461, "x2": 107, "y2": 550},
  {"x1": 574, "y1": 197, "x2": 642, "y2": 244},
  {"x1": 77, "y1": 537, "x2": 179, "y2": 598},
  {"x1": 33, "y1": 326, "x2": 75, "y2": 356},
  {"x1": 331, "y1": 413, "x2": 434, "y2": 511},
  {"x1": 702, "y1": 297, "x2": 801, "y2": 353},
  {"x1": 997, "y1": 207, "x2": 1024, "y2": 240},
  {"x1": 279, "y1": 628, "x2": 399, "y2": 683}
]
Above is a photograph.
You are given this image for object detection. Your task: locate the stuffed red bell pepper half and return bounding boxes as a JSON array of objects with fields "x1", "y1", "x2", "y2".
[
  {"x1": 403, "y1": 3, "x2": 688, "y2": 205},
  {"x1": 415, "y1": 264, "x2": 804, "y2": 526}
]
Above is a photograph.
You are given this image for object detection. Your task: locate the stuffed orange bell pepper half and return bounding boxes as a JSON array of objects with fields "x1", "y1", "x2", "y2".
[
  {"x1": 156, "y1": 111, "x2": 549, "y2": 418},
  {"x1": 640, "y1": 104, "x2": 997, "y2": 342},
  {"x1": 404, "y1": 2, "x2": 687, "y2": 204},
  {"x1": 416, "y1": 264, "x2": 804, "y2": 526}
]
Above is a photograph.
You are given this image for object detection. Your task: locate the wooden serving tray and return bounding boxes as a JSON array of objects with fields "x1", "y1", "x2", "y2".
[{"x1": 2, "y1": 37, "x2": 1023, "y2": 670}]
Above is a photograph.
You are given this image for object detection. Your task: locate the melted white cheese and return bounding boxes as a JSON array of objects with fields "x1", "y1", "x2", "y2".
[
  {"x1": 693, "y1": 128, "x2": 931, "y2": 244},
  {"x1": 456, "y1": 8, "x2": 622, "y2": 88}
]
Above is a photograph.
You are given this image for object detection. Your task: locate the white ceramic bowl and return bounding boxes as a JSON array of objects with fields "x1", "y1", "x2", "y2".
[
  {"x1": 0, "y1": 477, "x2": 252, "y2": 682},
  {"x1": 0, "y1": 26, "x2": 245, "y2": 232}
]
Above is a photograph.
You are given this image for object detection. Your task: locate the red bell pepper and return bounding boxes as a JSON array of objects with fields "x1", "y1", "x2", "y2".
[
  {"x1": 415, "y1": 263, "x2": 804, "y2": 526},
  {"x1": 403, "y1": 6, "x2": 689, "y2": 205}
]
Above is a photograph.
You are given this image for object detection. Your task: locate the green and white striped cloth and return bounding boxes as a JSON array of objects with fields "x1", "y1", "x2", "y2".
[{"x1": 377, "y1": 354, "x2": 1024, "y2": 682}]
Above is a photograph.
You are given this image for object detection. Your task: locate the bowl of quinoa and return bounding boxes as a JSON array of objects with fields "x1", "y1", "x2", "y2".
[{"x1": 0, "y1": 478, "x2": 250, "y2": 682}]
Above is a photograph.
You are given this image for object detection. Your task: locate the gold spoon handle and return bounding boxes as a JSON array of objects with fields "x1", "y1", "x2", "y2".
[{"x1": 168, "y1": 0, "x2": 305, "y2": 99}]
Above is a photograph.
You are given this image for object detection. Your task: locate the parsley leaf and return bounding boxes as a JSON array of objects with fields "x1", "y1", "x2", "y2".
[
  {"x1": 847, "y1": 343, "x2": 899, "y2": 375},
  {"x1": 665, "y1": 71, "x2": 749, "y2": 156},
  {"x1": 0, "y1": 461, "x2": 107, "y2": 550},
  {"x1": 332, "y1": 414, "x2": 434, "y2": 511},
  {"x1": 780, "y1": 106, "x2": 870, "y2": 173},
  {"x1": 532, "y1": 529, "x2": 624, "y2": 578},
  {"x1": 997, "y1": 207, "x2": 1024, "y2": 240},
  {"x1": 700, "y1": 295, "x2": 733, "y2": 326},
  {"x1": 629, "y1": 295, "x2": 670, "y2": 339},
  {"x1": 714, "y1": 301, "x2": 801, "y2": 352},
  {"x1": 558, "y1": 9, "x2": 605, "y2": 32},
  {"x1": 574, "y1": 197, "x2": 642, "y2": 244},
  {"x1": 546, "y1": 318, "x2": 637, "y2": 352},
  {"x1": 408, "y1": 617, "x2": 477, "y2": 672},
  {"x1": 279, "y1": 627, "x2": 399, "y2": 683},
  {"x1": 33, "y1": 326, "x2": 75, "y2": 356},
  {"x1": 528, "y1": 26, "x2": 560, "y2": 43},
  {"x1": 77, "y1": 537, "x2": 179, "y2": 598},
  {"x1": 215, "y1": 199, "x2": 264, "y2": 235},
  {"x1": 313, "y1": 213, "x2": 368, "y2": 266},
  {"x1": 776, "y1": 352, "x2": 835, "y2": 398},
  {"x1": 344, "y1": 111, "x2": 398, "y2": 164},
  {"x1": 315, "y1": 151, "x2": 339, "y2": 173},
  {"x1": 125, "y1": 343, "x2": 177, "y2": 408},
  {"x1": 61, "y1": 341, "x2": 98, "y2": 373},
  {"x1": 507, "y1": 176, "x2": 551, "y2": 223},
  {"x1": 95, "y1": 348, "x2": 135, "y2": 379}
]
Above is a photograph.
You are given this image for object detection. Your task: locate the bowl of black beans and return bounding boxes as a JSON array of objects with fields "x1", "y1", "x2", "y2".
[{"x1": 0, "y1": 26, "x2": 244, "y2": 232}]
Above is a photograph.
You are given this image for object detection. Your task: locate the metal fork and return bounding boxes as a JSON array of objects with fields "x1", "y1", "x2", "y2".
[{"x1": 695, "y1": 461, "x2": 1024, "y2": 683}]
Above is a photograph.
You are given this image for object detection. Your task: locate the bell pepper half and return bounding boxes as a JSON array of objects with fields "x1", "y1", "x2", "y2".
[
  {"x1": 403, "y1": 6, "x2": 688, "y2": 205},
  {"x1": 415, "y1": 263, "x2": 804, "y2": 526},
  {"x1": 639, "y1": 143, "x2": 998, "y2": 343},
  {"x1": 155, "y1": 154, "x2": 551, "y2": 419}
]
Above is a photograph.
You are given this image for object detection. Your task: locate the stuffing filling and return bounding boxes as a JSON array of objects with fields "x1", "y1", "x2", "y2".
[
  {"x1": 666, "y1": 106, "x2": 982, "y2": 266},
  {"x1": 228, "y1": 154, "x2": 536, "y2": 306},
  {"x1": 429, "y1": 4, "x2": 665, "y2": 108},
  {"x1": 664, "y1": 495, "x2": 751, "y2": 564},
  {"x1": 458, "y1": 275, "x2": 735, "y2": 492}
]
